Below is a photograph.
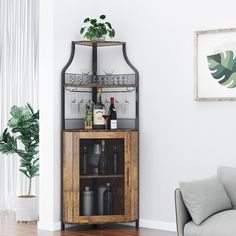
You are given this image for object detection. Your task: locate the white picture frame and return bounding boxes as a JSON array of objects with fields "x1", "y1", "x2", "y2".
[{"x1": 195, "y1": 28, "x2": 236, "y2": 101}]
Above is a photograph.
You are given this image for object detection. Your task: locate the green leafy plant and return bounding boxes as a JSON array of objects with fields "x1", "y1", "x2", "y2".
[
  {"x1": 207, "y1": 50, "x2": 236, "y2": 88},
  {"x1": 80, "y1": 14, "x2": 115, "y2": 41},
  {"x1": 0, "y1": 104, "x2": 39, "y2": 196}
]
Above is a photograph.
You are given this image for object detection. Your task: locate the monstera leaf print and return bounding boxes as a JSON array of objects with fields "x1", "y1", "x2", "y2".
[{"x1": 207, "y1": 50, "x2": 236, "y2": 88}]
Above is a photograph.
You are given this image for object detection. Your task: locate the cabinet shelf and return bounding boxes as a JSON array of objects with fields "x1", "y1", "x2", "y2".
[{"x1": 80, "y1": 175, "x2": 124, "y2": 179}]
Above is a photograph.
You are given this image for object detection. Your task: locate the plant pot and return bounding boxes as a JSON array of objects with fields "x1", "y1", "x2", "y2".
[
  {"x1": 92, "y1": 36, "x2": 106, "y2": 41},
  {"x1": 16, "y1": 195, "x2": 38, "y2": 222}
]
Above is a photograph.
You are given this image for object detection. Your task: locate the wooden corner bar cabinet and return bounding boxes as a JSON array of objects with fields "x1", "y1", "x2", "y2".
[{"x1": 61, "y1": 41, "x2": 139, "y2": 229}]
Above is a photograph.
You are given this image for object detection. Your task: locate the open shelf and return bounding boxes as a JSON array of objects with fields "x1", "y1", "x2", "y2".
[
  {"x1": 80, "y1": 175, "x2": 124, "y2": 179},
  {"x1": 64, "y1": 84, "x2": 138, "y2": 88},
  {"x1": 64, "y1": 73, "x2": 136, "y2": 87},
  {"x1": 73, "y1": 40, "x2": 125, "y2": 47}
]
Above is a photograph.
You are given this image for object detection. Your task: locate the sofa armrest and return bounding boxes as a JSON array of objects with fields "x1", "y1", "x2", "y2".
[{"x1": 175, "y1": 188, "x2": 191, "y2": 236}]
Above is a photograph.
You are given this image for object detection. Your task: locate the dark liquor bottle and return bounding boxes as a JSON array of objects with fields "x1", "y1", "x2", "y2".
[
  {"x1": 103, "y1": 183, "x2": 113, "y2": 215},
  {"x1": 108, "y1": 97, "x2": 117, "y2": 129},
  {"x1": 112, "y1": 146, "x2": 119, "y2": 174},
  {"x1": 98, "y1": 140, "x2": 107, "y2": 175},
  {"x1": 93, "y1": 88, "x2": 105, "y2": 129},
  {"x1": 81, "y1": 146, "x2": 88, "y2": 175}
]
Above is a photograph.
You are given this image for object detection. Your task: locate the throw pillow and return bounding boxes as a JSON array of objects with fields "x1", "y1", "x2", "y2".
[
  {"x1": 218, "y1": 166, "x2": 236, "y2": 208},
  {"x1": 180, "y1": 175, "x2": 232, "y2": 225}
]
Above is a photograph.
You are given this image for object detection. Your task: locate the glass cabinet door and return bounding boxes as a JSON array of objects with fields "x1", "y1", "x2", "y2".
[
  {"x1": 79, "y1": 138, "x2": 125, "y2": 216},
  {"x1": 63, "y1": 130, "x2": 138, "y2": 224}
]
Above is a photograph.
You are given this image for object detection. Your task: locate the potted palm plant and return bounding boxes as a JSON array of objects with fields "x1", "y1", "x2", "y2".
[{"x1": 0, "y1": 104, "x2": 39, "y2": 222}]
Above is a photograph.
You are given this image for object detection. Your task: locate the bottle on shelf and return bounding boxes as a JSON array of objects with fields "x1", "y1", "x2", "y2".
[
  {"x1": 81, "y1": 146, "x2": 88, "y2": 175},
  {"x1": 98, "y1": 140, "x2": 107, "y2": 175},
  {"x1": 97, "y1": 184, "x2": 107, "y2": 215},
  {"x1": 81, "y1": 186, "x2": 94, "y2": 216},
  {"x1": 103, "y1": 183, "x2": 113, "y2": 215},
  {"x1": 84, "y1": 100, "x2": 93, "y2": 130},
  {"x1": 93, "y1": 88, "x2": 105, "y2": 129},
  {"x1": 108, "y1": 97, "x2": 117, "y2": 129},
  {"x1": 90, "y1": 143, "x2": 101, "y2": 175},
  {"x1": 112, "y1": 146, "x2": 119, "y2": 174}
]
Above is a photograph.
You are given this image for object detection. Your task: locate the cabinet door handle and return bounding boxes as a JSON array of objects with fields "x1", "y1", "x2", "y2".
[{"x1": 127, "y1": 167, "x2": 131, "y2": 187}]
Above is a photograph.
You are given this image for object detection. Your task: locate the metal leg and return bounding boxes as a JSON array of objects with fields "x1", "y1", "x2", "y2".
[
  {"x1": 99, "y1": 224, "x2": 103, "y2": 230},
  {"x1": 135, "y1": 220, "x2": 139, "y2": 229},
  {"x1": 61, "y1": 222, "x2": 65, "y2": 230}
]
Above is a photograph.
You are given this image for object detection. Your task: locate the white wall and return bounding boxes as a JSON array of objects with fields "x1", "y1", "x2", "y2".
[
  {"x1": 39, "y1": 0, "x2": 236, "y2": 231},
  {"x1": 38, "y1": 0, "x2": 61, "y2": 231}
]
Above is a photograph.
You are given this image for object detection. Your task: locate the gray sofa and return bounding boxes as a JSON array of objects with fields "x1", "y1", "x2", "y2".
[{"x1": 175, "y1": 167, "x2": 236, "y2": 236}]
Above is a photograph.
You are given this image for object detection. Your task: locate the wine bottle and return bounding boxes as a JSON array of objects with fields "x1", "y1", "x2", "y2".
[
  {"x1": 103, "y1": 183, "x2": 113, "y2": 215},
  {"x1": 81, "y1": 146, "x2": 88, "y2": 175},
  {"x1": 108, "y1": 97, "x2": 117, "y2": 129},
  {"x1": 98, "y1": 140, "x2": 107, "y2": 175},
  {"x1": 112, "y1": 146, "x2": 118, "y2": 174},
  {"x1": 84, "y1": 100, "x2": 93, "y2": 130},
  {"x1": 93, "y1": 88, "x2": 105, "y2": 129}
]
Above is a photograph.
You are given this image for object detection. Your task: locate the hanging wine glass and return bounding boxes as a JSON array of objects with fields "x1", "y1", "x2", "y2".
[
  {"x1": 71, "y1": 89, "x2": 78, "y2": 114},
  {"x1": 102, "y1": 107, "x2": 109, "y2": 129}
]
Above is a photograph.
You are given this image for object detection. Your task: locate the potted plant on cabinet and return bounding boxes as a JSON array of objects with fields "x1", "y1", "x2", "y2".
[
  {"x1": 80, "y1": 14, "x2": 115, "y2": 41},
  {"x1": 0, "y1": 104, "x2": 39, "y2": 222}
]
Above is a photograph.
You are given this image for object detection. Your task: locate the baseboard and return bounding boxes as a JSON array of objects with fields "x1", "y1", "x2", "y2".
[
  {"x1": 139, "y1": 219, "x2": 176, "y2": 232},
  {"x1": 37, "y1": 219, "x2": 176, "y2": 232},
  {"x1": 37, "y1": 221, "x2": 61, "y2": 231}
]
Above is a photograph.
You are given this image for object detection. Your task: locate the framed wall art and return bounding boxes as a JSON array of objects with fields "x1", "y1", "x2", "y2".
[{"x1": 195, "y1": 28, "x2": 236, "y2": 101}]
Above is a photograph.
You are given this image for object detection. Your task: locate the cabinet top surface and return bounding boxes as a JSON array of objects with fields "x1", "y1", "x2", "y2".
[
  {"x1": 73, "y1": 41, "x2": 125, "y2": 47},
  {"x1": 63, "y1": 129, "x2": 138, "y2": 133}
]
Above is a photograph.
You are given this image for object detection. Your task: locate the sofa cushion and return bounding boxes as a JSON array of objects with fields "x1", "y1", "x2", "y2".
[
  {"x1": 217, "y1": 166, "x2": 236, "y2": 208},
  {"x1": 184, "y1": 210, "x2": 236, "y2": 236},
  {"x1": 180, "y1": 176, "x2": 232, "y2": 225}
]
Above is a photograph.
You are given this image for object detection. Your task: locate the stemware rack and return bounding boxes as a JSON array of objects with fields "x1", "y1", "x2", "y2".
[{"x1": 65, "y1": 73, "x2": 136, "y2": 86}]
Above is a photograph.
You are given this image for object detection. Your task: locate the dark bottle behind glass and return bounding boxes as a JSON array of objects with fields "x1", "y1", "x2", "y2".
[
  {"x1": 112, "y1": 146, "x2": 118, "y2": 174},
  {"x1": 93, "y1": 88, "x2": 105, "y2": 129},
  {"x1": 108, "y1": 97, "x2": 117, "y2": 129},
  {"x1": 98, "y1": 140, "x2": 107, "y2": 175},
  {"x1": 81, "y1": 146, "x2": 88, "y2": 175},
  {"x1": 90, "y1": 143, "x2": 101, "y2": 175},
  {"x1": 103, "y1": 183, "x2": 113, "y2": 215}
]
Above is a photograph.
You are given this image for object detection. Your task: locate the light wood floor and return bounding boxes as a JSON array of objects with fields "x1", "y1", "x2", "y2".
[{"x1": 0, "y1": 210, "x2": 176, "y2": 236}]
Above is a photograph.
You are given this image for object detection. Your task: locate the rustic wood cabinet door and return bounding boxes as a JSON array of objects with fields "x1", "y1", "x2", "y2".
[{"x1": 63, "y1": 131, "x2": 138, "y2": 224}]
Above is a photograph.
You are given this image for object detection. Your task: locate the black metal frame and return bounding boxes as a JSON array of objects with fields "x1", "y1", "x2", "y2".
[
  {"x1": 61, "y1": 41, "x2": 76, "y2": 230},
  {"x1": 61, "y1": 41, "x2": 139, "y2": 230},
  {"x1": 92, "y1": 44, "x2": 97, "y2": 102}
]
